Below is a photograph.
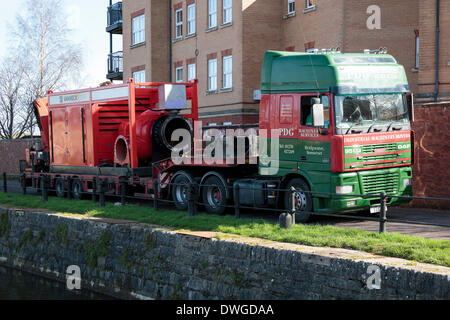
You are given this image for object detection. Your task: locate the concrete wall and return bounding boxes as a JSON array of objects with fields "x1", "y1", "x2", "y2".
[
  {"x1": 0, "y1": 208, "x2": 448, "y2": 300},
  {"x1": 0, "y1": 139, "x2": 41, "y2": 174}
]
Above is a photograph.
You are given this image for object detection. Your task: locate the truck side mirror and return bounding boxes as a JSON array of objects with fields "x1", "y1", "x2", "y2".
[
  {"x1": 313, "y1": 104, "x2": 325, "y2": 127},
  {"x1": 406, "y1": 93, "x2": 414, "y2": 122}
]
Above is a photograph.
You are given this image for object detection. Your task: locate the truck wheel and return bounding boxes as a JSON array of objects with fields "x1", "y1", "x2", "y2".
[
  {"x1": 55, "y1": 178, "x2": 65, "y2": 198},
  {"x1": 284, "y1": 178, "x2": 312, "y2": 223},
  {"x1": 72, "y1": 178, "x2": 83, "y2": 200},
  {"x1": 172, "y1": 174, "x2": 190, "y2": 210},
  {"x1": 202, "y1": 176, "x2": 228, "y2": 215}
]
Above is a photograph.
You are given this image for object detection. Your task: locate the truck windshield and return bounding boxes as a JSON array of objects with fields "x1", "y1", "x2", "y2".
[{"x1": 334, "y1": 94, "x2": 410, "y2": 134}]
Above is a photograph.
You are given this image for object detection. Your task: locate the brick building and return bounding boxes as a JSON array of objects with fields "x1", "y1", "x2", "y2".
[
  {"x1": 107, "y1": 0, "x2": 421, "y2": 125},
  {"x1": 410, "y1": 0, "x2": 450, "y2": 205}
]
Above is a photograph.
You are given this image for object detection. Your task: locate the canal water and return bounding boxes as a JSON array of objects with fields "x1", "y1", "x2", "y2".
[{"x1": 0, "y1": 266, "x2": 115, "y2": 300}]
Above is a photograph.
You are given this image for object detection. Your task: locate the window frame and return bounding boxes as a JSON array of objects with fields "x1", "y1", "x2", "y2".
[
  {"x1": 175, "y1": 8, "x2": 183, "y2": 39},
  {"x1": 187, "y1": 63, "x2": 196, "y2": 81},
  {"x1": 187, "y1": 3, "x2": 196, "y2": 35},
  {"x1": 132, "y1": 70, "x2": 146, "y2": 83},
  {"x1": 223, "y1": 0, "x2": 232, "y2": 24},
  {"x1": 222, "y1": 55, "x2": 232, "y2": 89},
  {"x1": 288, "y1": 0, "x2": 295, "y2": 14},
  {"x1": 175, "y1": 66, "x2": 183, "y2": 83},
  {"x1": 208, "y1": 0, "x2": 217, "y2": 29},
  {"x1": 305, "y1": 0, "x2": 314, "y2": 9},
  {"x1": 132, "y1": 14, "x2": 145, "y2": 46},
  {"x1": 415, "y1": 35, "x2": 420, "y2": 69},
  {"x1": 208, "y1": 58, "x2": 218, "y2": 91}
]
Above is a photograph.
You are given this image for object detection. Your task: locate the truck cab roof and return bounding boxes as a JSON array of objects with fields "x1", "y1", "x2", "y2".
[{"x1": 260, "y1": 50, "x2": 410, "y2": 95}]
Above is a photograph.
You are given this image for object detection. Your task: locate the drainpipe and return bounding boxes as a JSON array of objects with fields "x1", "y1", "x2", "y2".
[
  {"x1": 109, "y1": 0, "x2": 113, "y2": 76},
  {"x1": 169, "y1": 0, "x2": 173, "y2": 82},
  {"x1": 434, "y1": 0, "x2": 440, "y2": 102}
]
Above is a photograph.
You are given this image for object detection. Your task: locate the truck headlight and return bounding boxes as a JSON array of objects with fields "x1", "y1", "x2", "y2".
[
  {"x1": 336, "y1": 185, "x2": 354, "y2": 194},
  {"x1": 403, "y1": 178, "x2": 411, "y2": 188}
]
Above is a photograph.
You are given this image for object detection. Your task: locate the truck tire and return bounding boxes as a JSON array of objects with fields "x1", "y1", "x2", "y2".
[
  {"x1": 72, "y1": 178, "x2": 83, "y2": 200},
  {"x1": 55, "y1": 178, "x2": 65, "y2": 198},
  {"x1": 284, "y1": 178, "x2": 312, "y2": 223},
  {"x1": 172, "y1": 174, "x2": 190, "y2": 210},
  {"x1": 202, "y1": 176, "x2": 228, "y2": 215}
]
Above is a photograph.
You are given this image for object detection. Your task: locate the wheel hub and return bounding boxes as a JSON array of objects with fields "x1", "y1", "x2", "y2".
[{"x1": 294, "y1": 191, "x2": 307, "y2": 211}]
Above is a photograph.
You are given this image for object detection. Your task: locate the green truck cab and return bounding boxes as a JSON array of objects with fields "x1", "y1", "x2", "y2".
[{"x1": 256, "y1": 50, "x2": 413, "y2": 221}]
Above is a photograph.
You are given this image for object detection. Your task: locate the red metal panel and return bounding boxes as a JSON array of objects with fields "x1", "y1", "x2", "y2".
[
  {"x1": 51, "y1": 108, "x2": 67, "y2": 165},
  {"x1": 67, "y1": 106, "x2": 84, "y2": 166}
]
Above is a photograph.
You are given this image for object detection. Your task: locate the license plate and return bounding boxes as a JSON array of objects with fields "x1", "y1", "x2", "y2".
[{"x1": 370, "y1": 206, "x2": 381, "y2": 214}]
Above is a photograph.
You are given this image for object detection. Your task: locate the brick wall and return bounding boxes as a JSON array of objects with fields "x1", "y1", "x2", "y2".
[
  {"x1": 417, "y1": 0, "x2": 450, "y2": 102},
  {"x1": 0, "y1": 139, "x2": 41, "y2": 175},
  {"x1": 411, "y1": 103, "x2": 450, "y2": 208}
]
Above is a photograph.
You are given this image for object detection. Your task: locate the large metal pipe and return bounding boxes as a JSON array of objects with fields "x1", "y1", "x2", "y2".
[{"x1": 434, "y1": 0, "x2": 440, "y2": 102}]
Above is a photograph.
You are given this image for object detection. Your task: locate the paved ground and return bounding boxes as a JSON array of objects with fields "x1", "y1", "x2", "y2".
[{"x1": 3, "y1": 180, "x2": 450, "y2": 240}]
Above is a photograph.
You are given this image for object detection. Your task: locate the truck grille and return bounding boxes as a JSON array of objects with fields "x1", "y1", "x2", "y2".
[
  {"x1": 361, "y1": 171, "x2": 399, "y2": 195},
  {"x1": 362, "y1": 143, "x2": 398, "y2": 153}
]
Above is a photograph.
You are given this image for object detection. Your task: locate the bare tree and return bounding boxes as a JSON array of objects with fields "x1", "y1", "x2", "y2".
[
  {"x1": 6, "y1": 0, "x2": 83, "y2": 137},
  {"x1": 0, "y1": 59, "x2": 28, "y2": 139}
]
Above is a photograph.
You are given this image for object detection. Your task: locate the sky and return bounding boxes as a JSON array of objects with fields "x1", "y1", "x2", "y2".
[{"x1": 0, "y1": 0, "x2": 123, "y2": 89}]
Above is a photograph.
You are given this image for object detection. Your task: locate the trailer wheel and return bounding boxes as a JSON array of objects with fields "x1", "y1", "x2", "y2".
[
  {"x1": 72, "y1": 178, "x2": 83, "y2": 200},
  {"x1": 202, "y1": 176, "x2": 228, "y2": 215},
  {"x1": 55, "y1": 178, "x2": 65, "y2": 198},
  {"x1": 284, "y1": 178, "x2": 312, "y2": 223},
  {"x1": 172, "y1": 174, "x2": 190, "y2": 210}
]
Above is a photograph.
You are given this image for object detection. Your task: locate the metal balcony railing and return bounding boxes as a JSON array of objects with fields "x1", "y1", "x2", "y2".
[
  {"x1": 107, "y1": 51, "x2": 123, "y2": 81},
  {"x1": 106, "y1": 1, "x2": 122, "y2": 34}
]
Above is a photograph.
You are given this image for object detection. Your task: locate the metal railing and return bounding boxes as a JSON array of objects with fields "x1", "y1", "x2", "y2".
[
  {"x1": 108, "y1": 51, "x2": 123, "y2": 74},
  {"x1": 107, "y1": 2, "x2": 122, "y2": 30},
  {"x1": 2, "y1": 172, "x2": 450, "y2": 234}
]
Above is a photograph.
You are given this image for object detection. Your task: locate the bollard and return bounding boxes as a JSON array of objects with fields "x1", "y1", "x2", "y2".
[
  {"x1": 153, "y1": 180, "x2": 159, "y2": 211},
  {"x1": 21, "y1": 174, "x2": 27, "y2": 195},
  {"x1": 279, "y1": 212, "x2": 292, "y2": 229},
  {"x1": 3, "y1": 172, "x2": 7, "y2": 193},
  {"x1": 41, "y1": 175, "x2": 48, "y2": 202},
  {"x1": 99, "y1": 179, "x2": 105, "y2": 208},
  {"x1": 290, "y1": 186, "x2": 296, "y2": 225},
  {"x1": 234, "y1": 184, "x2": 240, "y2": 219},
  {"x1": 92, "y1": 178, "x2": 97, "y2": 202},
  {"x1": 187, "y1": 182, "x2": 197, "y2": 217},
  {"x1": 379, "y1": 191, "x2": 387, "y2": 233},
  {"x1": 120, "y1": 179, "x2": 126, "y2": 206}
]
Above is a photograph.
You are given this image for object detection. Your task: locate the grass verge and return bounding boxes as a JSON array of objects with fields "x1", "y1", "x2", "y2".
[{"x1": 0, "y1": 192, "x2": 449, "y2": 267}]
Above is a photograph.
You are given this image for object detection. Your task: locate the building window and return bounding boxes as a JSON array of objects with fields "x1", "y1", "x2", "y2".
[
  {"x1": 208, "y1": 58, "x2": 217, "y2": 91},
  {"x1": 305, "y1": 0, "x2": 314, "y2": 8},
  {"x1": 222, "y1": 55, "x2": 232, "y2": 89},
  {"x1": 223, "y1": 0, "x2": 232, "y2": 24},
  {"x1": 132, "y1": 14, "x2": 145, "y2": 45},
  {"x1": 208, "y1": 0, "x2": 217, "y2": 28},
  {"x1": 415, "y1": 31, "x2": 420, "y2": 69},
  {"x1": 133, "y1": 70, "x2": 146, "y2": 83},
  {"x1": 176, "y1": 66, "x2": 183, "y2": 83},
  {"x1": 288, "y1": 0, "x2": 295, "y2": 13},
  {"x1": 187, "y1": 3, "x2": 196, "y2": 35},
  {"x1": 175, "y1": 8, "x2": 183, "y2": 39},
  {"x1": 187, "y1": 63, "x2": 196, "y2": 81}
]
